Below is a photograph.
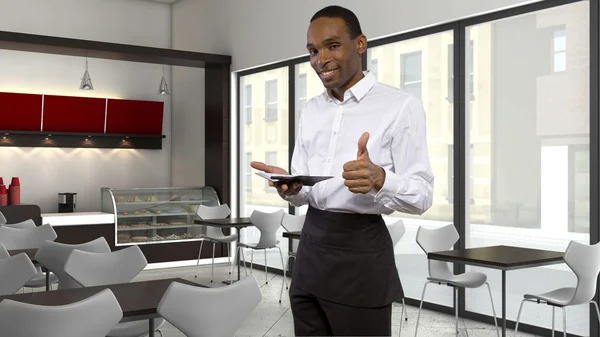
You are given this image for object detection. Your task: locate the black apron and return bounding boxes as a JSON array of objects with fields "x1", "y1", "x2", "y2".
[{"x1": 292, "y1": 206, "x2": 404, "y2": 308}]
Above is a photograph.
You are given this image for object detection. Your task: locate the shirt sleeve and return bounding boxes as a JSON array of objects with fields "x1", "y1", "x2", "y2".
[
  {"x1": 282, "y1": 111, "x2": 312, "y2": 207},
  {"x1": 371, "y1": 96, "x2": 435, "y2": 215}
]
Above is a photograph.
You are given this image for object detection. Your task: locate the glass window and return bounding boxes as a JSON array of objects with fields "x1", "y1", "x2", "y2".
[
  {"x1": 367, "y1": 30, "x2": 455, "y2": 307},
  {"x1": 465, "y1": 2, "x2": 589, "y2": 335},
  {"x1": 448, "y1": 41, "x2": 475, "y2": 101},
  {"x1": 400, "y1": 51, "x2": 423, "y2": 100},
  {"x1": 371, "y1": 59, "x2": 379, "y2": 80},
  {"x1": 265, "y1": 79, "x2": 278, "y2": 121},
  {"x1": 245, "y1": 84, "x2": 252, "y2": 124},
  {"x1": 264, "y1": 151, "x2": 278, "y2": 192},
  {"x1": 239, "y1": 67, "x2": 289, "y2": 271},
  {"x1": 553, "y1": 28, "x2": 566, "y2": 72},
  {"x1": 297, "y1": 74, "x2": 307, "y2": 110}
]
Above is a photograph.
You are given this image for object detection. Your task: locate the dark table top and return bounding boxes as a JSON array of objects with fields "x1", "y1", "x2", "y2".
[
  {"x1": 194, "y1": 217, "x2": 252, "y2": 229},
  {"x1": 8, "y1": 248, "x2": 38, "y2": 264},
  {"x1": 0, "y1": 278, "x2": 202, "y2": 321},
  {"x1": 428, "y1": 245, "x2": 565, "y2": 270},
  {"x1": 282, "y1": 231, "x2": 301, "y2": 240}
]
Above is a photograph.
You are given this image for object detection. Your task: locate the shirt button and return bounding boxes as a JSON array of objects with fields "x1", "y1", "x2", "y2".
[
  {"x1": 332, "y1": 131, "x2": 337, "y2": 135},
  {"x1": 327, "y1": 158, "x2": 331, "y2": 163}
]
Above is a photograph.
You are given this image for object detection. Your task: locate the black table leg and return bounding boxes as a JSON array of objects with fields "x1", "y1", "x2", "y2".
[
  {"x1": 149, "y1": 318, "x2": 154, "y2": 337},
  {"x1": 502, "y1": 269, "x2": 506, "y2": 337},
  {"x1": 222, "y1": 226, "x2": 244, "y2": 285},
  {"x1": 45, "y1": 269, "x2": 50, "y2": 291}
]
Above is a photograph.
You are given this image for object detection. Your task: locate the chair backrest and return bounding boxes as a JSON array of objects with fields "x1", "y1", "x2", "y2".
[
  {"x1": 2, "y1": 219, "x2": 36, "y2": 229},
  {"x1": 386, "y1": 220, "x2": 406, "y2": 249},
  {"x1": 563, "y1": 241, "x2": 600, "y2": 305},
  {"x1": 0, "y1": 252, "x2": 37, "y2": 295},
  {"x1": 35, "y1": 237, "x2": 112, "y2": 290},
  {"x1": 0, "y1": 288, "x2": 123, "y2": 337},
  {"x1": 281, "y1": 213, "x2": 306, "y2": 232},
  {"x1": 250, "y1": 209, "x2": 285, "y2": 249},
  {"x1": 64, "y1": 245, "x2": 147, "y2": 287},
  {"x1": 197, "y1": 204, "x2": 231, "y2": 238},
  {"x1": 415, "y1": 224, "x2": 458, "y2": 279},
  {"x1": 157, "y1": 274, "x2": 261, "y2": 337},
  {"x1": 0, "y1": 211, "x2": 6, "y2": 224},
  {"x1": 0, "y1": 224, "x2": 57, "y2": 250},
  {"x1": 0, "y1": 242, "x2": 9, "y2": 258}
]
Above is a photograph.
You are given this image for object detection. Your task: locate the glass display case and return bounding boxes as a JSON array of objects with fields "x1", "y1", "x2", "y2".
[{"x1": 101, "y1": 186, "x2": 219, "y2": 246}]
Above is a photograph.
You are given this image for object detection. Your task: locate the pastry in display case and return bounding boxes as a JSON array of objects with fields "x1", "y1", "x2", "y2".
[{"x1": 101, "y1": 186, "x2": 220, "y2": 246}]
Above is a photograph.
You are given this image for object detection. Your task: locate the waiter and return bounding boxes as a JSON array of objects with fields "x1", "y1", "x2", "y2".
[{"x1": 251, "y1": 5, "x2": 434, "y2": 336}]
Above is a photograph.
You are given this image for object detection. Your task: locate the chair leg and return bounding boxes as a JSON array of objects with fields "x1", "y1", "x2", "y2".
[
  {"x1": 277, "y1": 246, "x2": 288, "y2": 289},
  {"x1": 240, "y1": 247, "x2": 248, "y2": 276},
  {"x1": 414, "y1": 281, "x2": 433, "y2": 337},
  {"x1": 484, "y1": 282, "x2": 500, "y2": 337},
  {"x1": 227, "y1": 242, "x2": 232, "y2": 274},
  {"x1": 514, "y1": 299, "x2": 526, "y2": 337},
  {"x1": 157, "y1": 329, "x2": 164, "y2": 337},
  {"x1": 194, "y1": 240, "x2": 205, "y2": 278},
  {"x1": 591, "y1": 301, "x2": 600, "y2": 327},
  {"x1": 264, "y1": 249, "x2": 268, "y2": 284},
  {"x1": 279, "y1": 253, "x2": 288, "y2": 303},
  {"x1": 399, "y1": 298, "x2": 406, "y2": 337},
  {"x1": 562, "y1": 307, "x2": 567, "y2": 337},
  {"x1": 250, "y1": 249, "x2": 254, "y2": 273},
  {"x1": 210, "y1": 242, "x2": 216, "y2": 283},
  {"x1": 552, "y1": 306, "x2": 555, "y2": 337}
]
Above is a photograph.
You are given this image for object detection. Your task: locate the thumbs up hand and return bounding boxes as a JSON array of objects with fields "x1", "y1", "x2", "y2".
[{"x1": 342, "y1": 132, "x2": 386, "y2": 194}]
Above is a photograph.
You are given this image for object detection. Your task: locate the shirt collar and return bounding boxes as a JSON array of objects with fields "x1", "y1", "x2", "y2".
[{"x1": 324, "y1": 71, "x2": 376, "y2": 103}]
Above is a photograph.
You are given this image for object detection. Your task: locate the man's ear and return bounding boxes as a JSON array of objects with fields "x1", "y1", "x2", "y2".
[{"x1": 356, "y1": 34, "x2": 367, "y2": 55}]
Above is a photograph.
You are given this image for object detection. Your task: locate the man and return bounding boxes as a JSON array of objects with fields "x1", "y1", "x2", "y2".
[{"x1": 251, "y1": 5, "x2": 434, "y2": 336}]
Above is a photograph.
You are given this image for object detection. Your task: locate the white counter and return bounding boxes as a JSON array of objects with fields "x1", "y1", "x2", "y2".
[{"x1": 42, "y1": 212, "x2": 114, "y2": 227}]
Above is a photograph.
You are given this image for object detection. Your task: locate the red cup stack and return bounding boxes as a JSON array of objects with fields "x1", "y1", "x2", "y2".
[
  {"x1": 0, "y1": 184, "x2": 6, "y2": 206},
  {"x1": 8, "y1": 177, "x2": 20, "y2": 206}
]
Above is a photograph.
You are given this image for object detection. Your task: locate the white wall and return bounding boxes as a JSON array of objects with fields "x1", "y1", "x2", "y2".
[
  {"x1": 0, "y1": 0, "x2": 173, "y2": 213},
  {"x1": 173, "y1": 0, "x2": 546, "y2": 72}
]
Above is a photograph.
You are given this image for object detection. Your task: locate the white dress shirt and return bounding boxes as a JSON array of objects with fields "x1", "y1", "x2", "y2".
[{"x1": 285, "y1": 71, "x2": 434, "y2": 215}]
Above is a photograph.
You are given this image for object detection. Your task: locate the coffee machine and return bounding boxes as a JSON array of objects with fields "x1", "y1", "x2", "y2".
[{"x1": 58, "y1": 193, "x2": 77, "y2": 213}]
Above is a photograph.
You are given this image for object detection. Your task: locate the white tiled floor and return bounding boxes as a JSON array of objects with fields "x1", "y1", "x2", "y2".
[{"x1": 129, "y1": 263, "x2": 542, "y2": 337}]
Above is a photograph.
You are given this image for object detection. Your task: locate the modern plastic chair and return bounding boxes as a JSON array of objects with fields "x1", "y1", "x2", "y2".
[
  {"x1": 0, "y1": 224, "x2": 57, "y2": 250},
  {"x1": 239, "y1": 209, "x2": 286, "y2": 285},
  {"x1": 2, "y1": 219, "x2": 36, "y2": 229},
  {"x1": 0, "y1": 288, "x2": 123, "y2": 337},
  {"x1": 195, "y1": 204, "x2": 238, "y2": 282},
  {"x1": 0, "y1": 243, "x2": 38, "y2": 296},
  {"x1": 514, "y1": 241, "x2": 600, "y2": 337},
  {"x1": 0, "y1": 223, "x2": 59, "y2": 290},
  {"x1": 64, "y1": 245, "x2": 166, "y2": 337},
  {"x1": 158, "y1": 274, "x2": 262, "y2": 337},
  {"x1": 386, "y1": 219, "x2": 408, "y2": 335},
  {"x1": 35, "y1": 237, "x2": 111, "y2": 290},
  {"x1": 414, "y1": 224, "x2": 499, "y2": 337},
  {"x1": 278, "y1": 213, "x2": 305, "y2": 303}
]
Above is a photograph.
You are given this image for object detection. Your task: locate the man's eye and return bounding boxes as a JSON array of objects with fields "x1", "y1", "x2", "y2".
[{"x1": 309, "y1": 49, "x2": 318, "y2": 55}]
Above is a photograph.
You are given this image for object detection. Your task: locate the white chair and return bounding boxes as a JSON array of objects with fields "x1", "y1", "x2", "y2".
[
  {"x1": 0, "y1": 288, "x2": 123, "y2": 337},
  {"x1": 0, "y1": 211, "x2": 6, "y2": 224},
  {"x1": 3, "y1": 219, "x2": 36, "y2": 229},
  {"x1": 0, "y1": 223, "x2": 59, "y2": 290},
  {"x1": 414, "y1": 224, "x2": 499, "y2": 337},
  {"x1": 386, "y1": 220, "x2": 408, "y2": 336},
  {"x1": 158, "y1": 274, "x2": 262, "y2": 337},
  {"x1": 195, "y1": 204, "x2": 238, "y2": 282},
  {"x1": 35, "y1": 237, "x2": 111, "y2": 290},
  {"x1": 64, "y1": 245, "x2": 166, "y2": 337},
  {"x1": 278, "y1": 213, "x2": 305, "y2": 303},
  {"x1": 0, "y1": 243, "x2": 37, "y2": 296},
  {"x1": 514, "y1": 241, "x2": 600, "y2": 337},
  {"x1": 0, "y1": 223, "x2": 57, "y2": 250},
  {"x1": 239, "y1": 209, "x2": 286, "y2": 285}
]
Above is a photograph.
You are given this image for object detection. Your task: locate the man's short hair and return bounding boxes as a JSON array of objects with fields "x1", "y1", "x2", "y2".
[{"x1": 310, "y1": 5, "x2": 363, "y2": 40}]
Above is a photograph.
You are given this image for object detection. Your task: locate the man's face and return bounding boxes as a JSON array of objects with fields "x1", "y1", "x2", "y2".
[{"x1": 306, "y1": 17, "x2": 366, "y2": 91}]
